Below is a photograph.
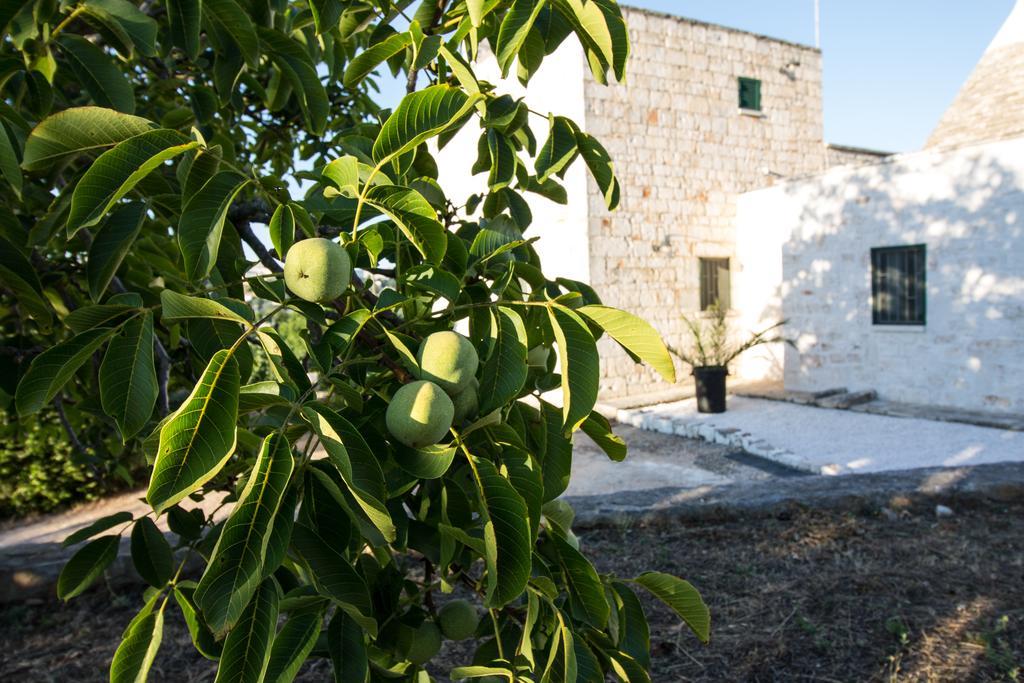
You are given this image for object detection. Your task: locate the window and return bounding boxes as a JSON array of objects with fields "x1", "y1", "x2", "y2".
[
  {"x1": 738, "y1": 77, "x2": 761, "y2": 111},
  {"x1": 699, "y1": 257, "x2": 731, "y2": 311},
  {"x1": 871, "y1": 245, "x2": 926, "y2": 325}
]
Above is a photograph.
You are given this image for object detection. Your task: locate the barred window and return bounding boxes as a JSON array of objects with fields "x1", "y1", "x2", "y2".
[
  {"x1": 871, "y1": 245, "x2": 926, "y2": 325},
  {"x1": 699, "y1": 257, "x2": 731, "y2": 311}
]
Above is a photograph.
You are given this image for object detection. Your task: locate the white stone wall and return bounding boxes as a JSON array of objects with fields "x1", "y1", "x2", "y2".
[
  {"x1": 736, "y1": 137, "x2": 1024, "y2": 412},
  {"x1": 433, "y1": 43, "x2": 590, "y2": 283},
  {"x1": 583, "y1": 8, "x2": 826, "y2": 398}
]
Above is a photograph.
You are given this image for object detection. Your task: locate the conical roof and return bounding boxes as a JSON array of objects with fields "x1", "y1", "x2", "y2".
[{"x1": 925, "y1": 1, "x2": 1024, "y2": 150}]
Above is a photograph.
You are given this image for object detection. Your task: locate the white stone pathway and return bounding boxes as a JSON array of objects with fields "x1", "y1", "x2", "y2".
[{"x1": 618, "y1": 396, "x2": 1024, "y2": 475}]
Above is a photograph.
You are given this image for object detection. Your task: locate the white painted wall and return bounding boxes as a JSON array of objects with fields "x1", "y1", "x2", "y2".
[
  {"x1": 736, "y1": 137, "x2": 1024, "y2": 412},
  {"x1": 433, "y1": 42, "x2": 592, "y2": 283}
]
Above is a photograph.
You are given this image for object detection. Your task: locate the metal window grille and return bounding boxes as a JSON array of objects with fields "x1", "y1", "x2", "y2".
[
  {"x1": 738, "y1": 77, "x2": 761, "y2": 111},
  {"x1": 699, "y1": 257, "x2": 731, "y2": 311},
  {"x1": 871, "y1": 245, "x2": 926, "y2": 325}
]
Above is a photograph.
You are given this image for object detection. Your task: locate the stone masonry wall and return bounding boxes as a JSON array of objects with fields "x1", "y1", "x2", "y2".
[
  {"x1": 736, "y1": 137, "x2": 1024, "y2": 413},
  {"x1": 826, "y1": 144, "x2": 891, "y2": 168},
  {"x1": 581, "y1": 8, "x2": 826, "y2": 398}
]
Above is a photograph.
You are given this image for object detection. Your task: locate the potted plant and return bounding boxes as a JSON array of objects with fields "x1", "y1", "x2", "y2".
[{"x1": 667, "y1": 303, "x2": 788, "y2": 413}]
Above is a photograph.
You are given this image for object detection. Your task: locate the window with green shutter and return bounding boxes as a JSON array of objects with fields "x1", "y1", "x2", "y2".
[{"x1": 738, "y1": 77, "x2": 761, "y2": 111}]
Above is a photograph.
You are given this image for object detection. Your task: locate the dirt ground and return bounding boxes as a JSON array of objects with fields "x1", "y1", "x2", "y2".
[{"x1": 1, "y1": 497, "x2": 1020, "y2": 682}]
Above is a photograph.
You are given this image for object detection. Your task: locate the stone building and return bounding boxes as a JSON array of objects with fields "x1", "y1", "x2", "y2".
[
  {"x1": 444, "y1": 4, "x2": 1021, "y2": 414},
  {"x1": 440, "y1": 7, "x2": 869, "y2": 398},
  {"x1": 736, "y1": 1, "x2": 1024, "y2": 413}
]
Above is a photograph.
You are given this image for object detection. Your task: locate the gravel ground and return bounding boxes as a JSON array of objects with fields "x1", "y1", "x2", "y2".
[{"x1": 2, "y1": 496, "x2": 1020, "y2": 682}]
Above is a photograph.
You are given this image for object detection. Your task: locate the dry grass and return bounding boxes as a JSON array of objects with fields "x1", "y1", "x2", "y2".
[{"x1": 1, "y1": 498, "x2": 1021, "y2": 682}]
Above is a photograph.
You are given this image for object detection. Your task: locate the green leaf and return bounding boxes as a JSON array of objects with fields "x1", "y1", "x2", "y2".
[
  {"x1": 67, "y1": 128, "x2": 199, "y2": 236},
  {"x1": 496, "y1": 0, "x2": 547, "y2": 76},
  {"x1": 547, "y1": 304, "x2": 599, "y2": 432},
  {"x1": 372, "y1": 84, "x2": 481, "y2": 169},
  {"x1": 328, "y1": 611, "x2": 368, "y2": 683},
  {"x1": 55, "y1": 34, "x2": 135, "y2": 114},
  {"x1": 632, "y1": 572, "x2": 710, "y2": 644},
  {"x1": 466, "y1": 0, "x2": 486, "y2": 26},
  {"x1": 87, "y1": 201, "x2": 147, "y2": 301},
  {"x1": 178, "y1": 171, "x2": 250, "y2": 281},
  {"x1": 167, "y1": 0, "x2": 202, "y2": 60},
  {"x1": 392, "y1": 442, "x2": 456, "y2": 480},
  {"x1": 214, "y1": 578, "x2": 280, "y2": 683},
  {"x1": 549, "y1": 533, "x2": 608, "y2": 628},
  {"x1": 147, "y1": 349, "x2": 241, "y2": 514},
  {"x1": 364, "y1": 185, "x2": 446, "y2": 263},
  {"x1": 292, "y1": 527, "x2": 375, "y2": 635},
  {"x1": 540, "y1": 399, "x2": 572, "y2": 501},
  {"x1": 21, "y1": 107, "x2": 155, "y2": 172},
  {"x1": 590, "y1": 0, "x2": 629, "y2": 81},
  {"x1": 343, "y1": 32, "x2": 412, "y2": 89},
  {"x1": 0, "y1": 123, "x2": 22, "y2": 198},
  {"x1": 62, "y1": 511, "x2": 133, "y2": 547},
  {"x1": 611, "y1": 581, "x2": 651, "y2": 669},
  {"x1": 160, "y1": 289, "x2": 252, "y2": 325},
  {"x1": 264, "y1": 607, "x2": 324, "y2": 683},
  {"x1": 301, "y1": 405, "x2": 395, "y2": 542},
  {"x1": 0, "y1": 235, "x2": 52, "y2": 330},
  {"x1": 65, "y1": 304, "x2": 136, "y2": 333},
  {"x1": 479, "y1": 306, "x2": 528, "y2": 414},
  {"x1": 580, "y1": 410, "x2": 626, "y2": 461},
  {"x1": 203, "y1": 0, "x2": 259, "y2": 68},
  {"x1": 536, "y1": 115, "x2": 577, "y2": 182},
  {"x1": 578, "y1": 304, "x2": 675, "y2": 382},
  {"x1": 110, "y1": 608, "x2": 163, "y2": 683},
  {"x1": 268, "y1": 204, "x2": 294, "y2": 260},
  {"x1": 100, "y1": 312, "x2": 158, "y2": 441},
  {"x1": 573, "y1": 127, "x2": 619, "y2": 210},
  {"x1": 130, "y1": 516, "x2": 173, "y2": 587},
  {"x1": 308, "y1": 0, "x2": 342, "y2": 34},
  {"x1": 321, "y1": 155, "x2": 361, "y2": 198},
  {"x1": 195, "y1": 434, "x2": 294, "y2": 635},
  {"x1": 85, "y1": 0, "x2": 158, "y2": 57},
  {"x1": 174, "y1": 585, "x2": 224, "y2": 659},
  {"x1": 469, "y1": 454, "x2": 532, "y2": 608},
  {"x1": 503, "y1": 449, "x2": 544, "y2": 543},
  {"x1": 450, "y1": 666, "x2": 514, "y2": 681},
  {"x1": 57, "y1": 534, "x2": 120, "y2": 600},
  {"x1": 486, "y1": 129, "x2": 517, "y2": 191},
  {"x1": 259, "y1": 27, "x2": 329, "y2": 136},
  {"x1": 15, "y1": 327, "x2": 116, "y2": 416},
  {"x1": 607, "y1": 651, "x2": 650, "y2": 683}
]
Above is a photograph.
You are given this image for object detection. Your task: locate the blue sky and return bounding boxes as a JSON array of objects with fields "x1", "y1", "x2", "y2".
[
  {"x1": 376, "y1": 1, "x2": 1013, "y2": 153},
  {"x1": 620, "y1": 1, "x2": 1015, "y2": 152}
]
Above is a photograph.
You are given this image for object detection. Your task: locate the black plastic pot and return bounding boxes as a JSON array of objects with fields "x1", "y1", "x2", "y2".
[{"x1": 693, "y1": 366, "x2": 728, "y2": 413}]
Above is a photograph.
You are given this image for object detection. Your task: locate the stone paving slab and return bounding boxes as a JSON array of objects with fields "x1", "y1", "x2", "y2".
[
  {"x1": 618, "y1": 396, "x2": 1024, "y2": 475},
  {"x1": 735, "y1": 383, "x2": 1024, "y2": 431}
]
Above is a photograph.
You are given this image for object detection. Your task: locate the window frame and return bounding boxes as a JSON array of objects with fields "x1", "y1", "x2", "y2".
[
  {"x1": 870, "y1": 244, "x2": 927, "y2": 326},
  {"x1": 699, "y1": 257, "x2": 731, "y2": 311},
  {"x1": 738, "y1": 76, "x2": 762, "y2": 111}
]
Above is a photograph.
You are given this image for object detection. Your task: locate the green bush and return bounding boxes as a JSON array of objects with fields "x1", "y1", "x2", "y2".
[{"x1": 0, "y1": 410, "x2": 138, "y2": 518}]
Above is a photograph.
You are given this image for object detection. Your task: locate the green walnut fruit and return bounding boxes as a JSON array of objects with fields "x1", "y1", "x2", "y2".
[
  {"x1": 451, "y1": 378, "x2": 479, "y2": 425},
  {"x1": 386, "y1": 381, "x2": 454, "y2": 448},
  {"x1": 406, "y1": 621, "x2": 442, "y2": 664},
  {"x1": 417, "y1": 331, "x2": 479, "y2": 394},
  {"x1": 283, "y1": 238, "x2": 351, "y2": 303},
  {"x1": 437, "y1": 599, "x2": 480, "y2": 641}
]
